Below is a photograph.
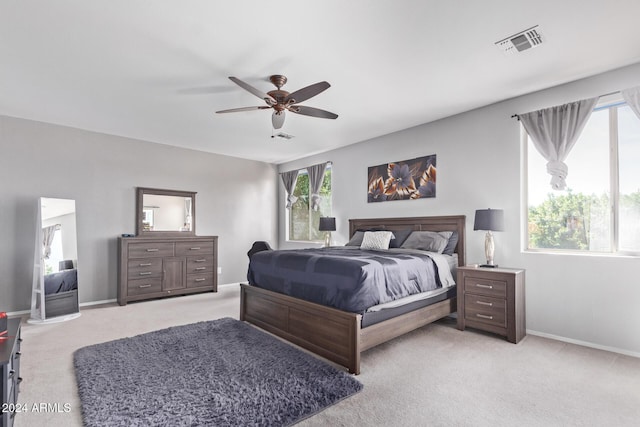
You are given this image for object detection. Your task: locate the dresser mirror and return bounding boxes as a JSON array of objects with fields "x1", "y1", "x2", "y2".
[
  {"x1": 29, "y1": 197, "x2": 81, "y2": 324},
  {"x1": 136, "y1": 187, "x2": 196, "y2": 237}
]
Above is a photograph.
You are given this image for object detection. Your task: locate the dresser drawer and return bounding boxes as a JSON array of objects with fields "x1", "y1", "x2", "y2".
[
  {"x1": 128, "y1": 242, "x2": 174, "y2": 258},
  {"x1": 463, "y1": 276, "x2": 507, "y2": 298},
  {"x1": 186, "y1": 273, "x2": 214, "y2": 289},
  {"x1": 175, "y1": 241, "x2": 214, "y2": 256},
  {"x1": 127, "y1": 258, "x2": 163, "y2": 279},
  {"x1": 465, "y1": 295, "x2": 506, "y2": 327},
  {"x1": 186, "y1": 256, "x2": 214, "y2": 274},
  {"x1": 127, "y1": 278, "x2": 163, "y2": 295}
]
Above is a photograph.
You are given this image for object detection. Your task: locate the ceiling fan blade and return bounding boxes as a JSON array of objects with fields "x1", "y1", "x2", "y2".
[
  {"x1": 284, "y1": 81, "x2": 330, "y2": 104},
  {"x1": 289, "y1": 105, "x2": 338, "y2": 119},
  {"x1": 229, "y1": 77, "x2": 276, "y2": 105},
  {"x1": 272, "y1": 110, "x2": 286, "y2": 129},
  {"x1": 216, "y1": 106, "x2": 271, "y2": 114}
]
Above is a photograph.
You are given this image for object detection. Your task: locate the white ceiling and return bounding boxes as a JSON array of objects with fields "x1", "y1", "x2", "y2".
[{"x1": 2, "y1": 1, "x2": 640, "y2": 164}]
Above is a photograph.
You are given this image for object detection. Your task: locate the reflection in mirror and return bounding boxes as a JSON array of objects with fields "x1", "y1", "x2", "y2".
[
  {"x1": 136, "y1": 188, "x2": 196, "y2": 236},
  {"x1": 29, "y1": 197, "x2": 81, "y2": 324},
  {"x1": 142, "y1": 194, "x2": 192, "y2": 232}
]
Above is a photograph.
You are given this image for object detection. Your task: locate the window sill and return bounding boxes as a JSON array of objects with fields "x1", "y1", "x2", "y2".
[{"x1": 523, "y1": 248, "x2": 640, "y2": 259}]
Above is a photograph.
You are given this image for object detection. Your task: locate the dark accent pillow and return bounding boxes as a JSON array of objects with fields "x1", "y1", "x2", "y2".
[
  {"x1": 388, "y1": 228, "x2": 413, "y2": 248},
  {"x1": 442, "y1": 230, "x2": 459, "y2": 255},
  {"x1": 346, "y1": 231, "x2": 365, "y2": 246}
]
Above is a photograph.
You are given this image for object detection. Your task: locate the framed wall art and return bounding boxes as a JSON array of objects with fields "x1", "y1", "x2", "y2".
[{"x1": 367, "y1": 154, "x2": 436, "y2": 203}]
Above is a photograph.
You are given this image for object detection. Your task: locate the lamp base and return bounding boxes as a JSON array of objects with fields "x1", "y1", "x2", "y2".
[{"x1": 479, "y1": 264, "x2": 498, "y2": 268}]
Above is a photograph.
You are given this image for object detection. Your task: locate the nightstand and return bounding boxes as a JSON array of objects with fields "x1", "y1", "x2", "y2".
[{"x1": 457, "y1": 266, "x2": 525, "y2": 343}]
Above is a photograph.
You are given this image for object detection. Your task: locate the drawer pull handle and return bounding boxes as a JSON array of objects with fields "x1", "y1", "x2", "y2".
[
  {"x1": 17, "y1": 377, "x2": 23, "y2": 384},
  {"x1": 195, "y1": 267, "x2": 206, "y2": 271},
  {"x1": 139, "y1": 272, "x2": 152, "y2": 276},
  {"x1": 15, "y1": 352, "x2": 21, "y2": 358},
  {"x1": 139, "y1": 263, "x2": 152, "y2": 266},
  {"x1": 146, "y1": 248, "x2": 159, "y2": 252},
  {"x1": 195, "y1": 259, "x2": 206, "y2": 262},
  {"x1": 475, "y1": 284, "x2": 493, "y2": 289},
  {"x1": 195, "y1": 278, "x2": 206, "y2": 282},
  {"x1": 9, "y1": 369, "x2": 15, "y2": 378},
  {"x1": 190, "y1": 247, "x2": 201, "y2": 250},
  {"x1": 476, "y1": 301, "x2": 493, "y2": 307},
  {"x1": 139, "y1": 284, "x2": 152, "y2": 288},
  {"x1": 476, "y1": 314, "x2": 494, "y2": 320}
]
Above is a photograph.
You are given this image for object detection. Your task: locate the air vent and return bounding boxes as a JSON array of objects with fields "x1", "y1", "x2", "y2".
[
  {"x1": 495, "y1": 25, "x2": 543, "y2": 55},
  {"x1": 272, "y1": 132, "x2": 295, "y2": 140}
]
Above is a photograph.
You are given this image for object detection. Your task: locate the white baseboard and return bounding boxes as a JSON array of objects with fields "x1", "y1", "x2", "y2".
[
  {"x1": 80, "y1": 299, "x2": 117, "y2": 307},
  {"x1": 6, "y1": 309, "x2": 30, "y2": 317},
  {"x1": 527, "y1": 329, "x2": 640, "y2": 359}
]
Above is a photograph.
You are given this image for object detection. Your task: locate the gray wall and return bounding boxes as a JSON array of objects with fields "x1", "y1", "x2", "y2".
[
  {"x1": 278, "y1": 62, "x2": 640, "y2": 357},
  {"x1": 0, "y1": 116, "x2": 278, "y2": 312}
]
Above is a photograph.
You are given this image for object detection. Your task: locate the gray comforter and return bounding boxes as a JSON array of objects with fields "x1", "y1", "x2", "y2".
[{"x1": 247, "y1": 247, "x2": 454, "y2": 313}]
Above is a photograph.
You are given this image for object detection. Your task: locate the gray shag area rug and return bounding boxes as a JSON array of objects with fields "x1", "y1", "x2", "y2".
[{"x1": 74, "y1": 317, "x2": 362, "y2": 426}]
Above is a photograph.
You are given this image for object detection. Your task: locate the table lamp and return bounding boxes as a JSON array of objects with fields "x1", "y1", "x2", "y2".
[
  {"x1": 319, "y1": 217, "x2": 336, "y2": 247},
  {"x1": 474, "y1": 209, "x2": 504, "y2": 267}
]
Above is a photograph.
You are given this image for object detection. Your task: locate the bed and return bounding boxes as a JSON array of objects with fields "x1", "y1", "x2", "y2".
[
  {"x1": 240, "y1": 215, "x2": 465, "y2": 374},
  {"x1": 43, "y1": 268, "x2": 79, "y2": 317}
]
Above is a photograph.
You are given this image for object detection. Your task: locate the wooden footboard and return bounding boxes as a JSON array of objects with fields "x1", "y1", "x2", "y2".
[
  {"x1": 240, "y1": 283, "x2": 362, "y2": 374},
  {"x1": 240, "y1": 283, "x2": 456, "y2": 374}
]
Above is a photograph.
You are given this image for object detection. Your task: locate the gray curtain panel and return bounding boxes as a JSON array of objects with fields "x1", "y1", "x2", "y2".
[
  {"x1": 280, "y1": 169, "x2": 299, "y2": 209},
  {"x1": 520, "y1": 97, "x2": 598, "y2": 190},
  {"x1": 621, "y1": 86, "x2": 640, "y2": 120},
  {"x1": 307, "y1": 162, "x2": 328, "y2": 211},
  {"x1": 42, "y1": 224, "x2": 60, "y2": 260}
]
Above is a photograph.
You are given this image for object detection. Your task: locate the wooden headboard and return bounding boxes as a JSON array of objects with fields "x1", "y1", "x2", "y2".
[{"x1": 349, "y1": 215, "x2": 466, "y2": 267}]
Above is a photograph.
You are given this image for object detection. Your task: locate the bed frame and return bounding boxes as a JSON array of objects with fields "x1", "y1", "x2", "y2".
[{"x1": 240, "y1": 215, "x2": 466, "y2": 374}]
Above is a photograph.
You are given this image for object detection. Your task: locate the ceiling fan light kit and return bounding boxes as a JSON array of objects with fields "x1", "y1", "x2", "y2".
[{"x1": 216, "y1": 75, "x2": 338, "y2": 130}]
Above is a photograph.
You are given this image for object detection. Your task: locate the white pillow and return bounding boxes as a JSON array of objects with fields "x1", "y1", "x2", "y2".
[{"x1": 360, "y1": 231, "x2": 395, "y2": 250}]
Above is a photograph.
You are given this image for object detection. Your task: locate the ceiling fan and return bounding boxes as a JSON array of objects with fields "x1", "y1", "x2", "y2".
[{"x1": 216, "y1": 75, "x2": 338, "y2": 129}]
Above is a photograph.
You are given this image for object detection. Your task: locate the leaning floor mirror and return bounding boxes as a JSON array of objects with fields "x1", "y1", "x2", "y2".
[{"x1": 29, "y1": 197, "x2": 81, "y2": 324}]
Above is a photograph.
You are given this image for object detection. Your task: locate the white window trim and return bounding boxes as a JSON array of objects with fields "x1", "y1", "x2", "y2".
[{"x1": 521, "y1": 94, "x2": 640, "y2": 257}]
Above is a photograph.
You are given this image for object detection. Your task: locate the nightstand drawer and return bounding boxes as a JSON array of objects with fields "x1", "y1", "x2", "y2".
[
  {"x1": 463, "y1": 276, "x2": 507, "y2": 298},
  {"x1": 465, "y1": 295, "x2": 506, "y2": 327}
]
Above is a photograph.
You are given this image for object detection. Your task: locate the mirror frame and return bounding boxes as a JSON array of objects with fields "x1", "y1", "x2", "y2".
[{"x1": 136, "y1": 187, "x2": 197, "y2": 237}]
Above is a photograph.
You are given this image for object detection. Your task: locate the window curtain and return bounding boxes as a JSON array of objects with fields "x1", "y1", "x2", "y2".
[
  {"x1": 280, "y1": 169, "x2": 299, "y2": 209},
  {"x1": 42, "y1": 224, "x2": 60, "y2": 260},
  {"x1": 184, "y1": 198, "x2": 192, "y2": 228},
  {"x1": 621, "y1": 86, "x2": 640, "y2": 120},
  {"x1": 307, "y1": 162, "x2": 329, "y2": 211},
  {"x1": 519, "y1": 97, "x2": 598, "y2": 190}
]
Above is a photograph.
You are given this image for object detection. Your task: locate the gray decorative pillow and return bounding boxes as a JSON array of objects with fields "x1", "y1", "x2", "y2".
[
  {"x1": 442, "y1": 230, "x2": 459, "y2": 255},
  {"x1": 388, "y1": 228, "x2": 413, "y2": 248},
  {"x1": 360, "y1": 231, "x2": 395, "y2": 250},
  {"x1": 400, "y1": 231, "x2": 453, "y2": 253},
  {"x1": 345, "y1": 231, "x2": 365, "y2": 246}
]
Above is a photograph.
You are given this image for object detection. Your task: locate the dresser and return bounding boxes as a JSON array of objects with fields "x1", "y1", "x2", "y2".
[
  {"x1": 456, "y1": 266, "x2": 525, "y2": 343},
  {"x1": 1, "y1": 318, "x2": 22, "y2": 427},
  {"x1": 118, "y1": 236, "x2": 218, "y2": 305}
]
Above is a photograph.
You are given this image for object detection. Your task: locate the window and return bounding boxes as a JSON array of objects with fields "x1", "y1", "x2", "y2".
[
  {"x1": 288, "y1": 165, "x2": 332, "y2": 241},
  {"x1": 44, "y1": 228, "x2": 63, "y2": 274},
  {"x1": 526, "y1": 97, "x2": 640, "y2": 254}
]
